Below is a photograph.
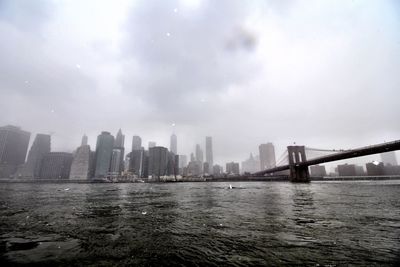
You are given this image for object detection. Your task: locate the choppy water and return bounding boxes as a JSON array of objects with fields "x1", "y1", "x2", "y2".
[{"x1": 1, "y1": 181, "x2": 400, "y2": 266}]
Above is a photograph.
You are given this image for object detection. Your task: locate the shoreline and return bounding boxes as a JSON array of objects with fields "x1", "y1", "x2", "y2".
[{"x1": 0, "y1": 175, "x2": 399, "y2": 183}]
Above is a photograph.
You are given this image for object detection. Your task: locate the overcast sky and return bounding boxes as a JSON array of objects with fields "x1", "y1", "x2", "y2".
[{"x1": 0, "y1": 0, "x2": 399, "y2": 167}]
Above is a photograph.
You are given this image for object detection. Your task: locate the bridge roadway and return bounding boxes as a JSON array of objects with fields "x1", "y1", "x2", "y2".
[{"x1": 253, "y1": 139, "x2": 400, "y2": 177}]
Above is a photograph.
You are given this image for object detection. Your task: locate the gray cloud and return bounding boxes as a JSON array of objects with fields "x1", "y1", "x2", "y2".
[{"x1": 0, "y1": 0, "x2": 399, "y2": 167}]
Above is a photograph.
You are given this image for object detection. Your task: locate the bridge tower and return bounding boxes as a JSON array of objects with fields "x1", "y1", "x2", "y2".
[{"x1": 287, "y1": 146, "x2": 310, "y2": 182}]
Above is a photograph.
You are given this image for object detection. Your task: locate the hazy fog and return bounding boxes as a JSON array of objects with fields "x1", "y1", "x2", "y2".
[{"x1": 0, "y1": 0, "x2": 399, "y2": 165}]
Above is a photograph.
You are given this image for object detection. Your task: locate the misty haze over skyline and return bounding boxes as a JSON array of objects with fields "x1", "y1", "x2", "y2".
[{"x1": 0, "y1": 0, "x2": 399, "y2": 166}]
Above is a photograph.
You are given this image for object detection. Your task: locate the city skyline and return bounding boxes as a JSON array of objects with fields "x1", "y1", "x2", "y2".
[{"x1": 2, "y1": 123, "x2": 399, "y2": 177}]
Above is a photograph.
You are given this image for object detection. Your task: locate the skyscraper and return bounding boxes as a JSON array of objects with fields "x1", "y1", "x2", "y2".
[
  {"x1": 131, "y1": 135, "x2": 142, "y2": 151},
  {"x1": 205, "y1": 136, "x2": 213, "y2": 174},
  {"x1": 39, "y1": 152, "x2": 73, "y2": 179},
  {"x1": 129, "y1": 148, "x2": 144, "y2": 176},
  {"x1": 259, "y1": 143, "x2": 276, "y2": 170},
  {"x1": 148, "y1": 146, "x2": 168, "y2": 180},
  {"x1": 81, "y1": 134, "x2": 88, "y2": 146},
  {"x1": 170, "y1": 134, "x2": 177, "y2": 154},
  {"x1": 179, "y1": 155, "x2": 188, "y2": 169},
  {"x1": 69, "y1": 137, "x2": 92, "y2": 180},
  {"x1": 110, "y1": 129, "x2": 125, "y2": 174},
  {"x1": 94, "y1": 131, "x2": 114, "y2": 178},
  {"x1": 381, "y1": 151, "x2": 398, "y2": 166},
  {"x1": 0, "y1": 125, "x2": 31, "y2": 178},
  {"x1": 17, "y1": 134, "x2": 51, "y2": 178},
  {"x1": 115, "y1": 129, "x2": 125, "y2": 148},
  {"x1": 195, "y1": 144, "x2": 203, "y2": 163}
]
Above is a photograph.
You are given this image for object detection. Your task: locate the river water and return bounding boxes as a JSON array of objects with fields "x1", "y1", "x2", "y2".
[{"x1": 1, "y1": 181, "x2": 400, "y2": 266}]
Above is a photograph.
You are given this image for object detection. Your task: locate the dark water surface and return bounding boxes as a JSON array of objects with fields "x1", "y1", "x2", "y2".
[{"x1": 1, "y1": 181, "x2": 400, "y2": 266}]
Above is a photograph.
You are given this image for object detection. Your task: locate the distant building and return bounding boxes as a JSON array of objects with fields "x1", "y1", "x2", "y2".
[
  {"x1": 355, "y1": 165, "x2": 365, "y2": 176},
  {"x1": 0, "y1": 125, "x2": 31, "y2": 178},
  {"x1": 337, "y1": 164, "x2": 356, "y2": 176},
  {"x1": 213, "y1": 164, "x2": 223, "y2": 176},
  {"x1": 170, "y1": 134, "x2": 177, "y2": 154},
  {"x1": 109, "y1": 129, "x2": 125, "y2": 174},
  {"x1": 205, "y1": 136, "x2": 213, "y2": 174},
  {"x1": 309, "y1": 165, "x2": 327, "y2": 177},
  {"x1": 124, "y1": 152, "x2": 131, "y2": 173},
  {"x1": 241, "y1": 153, "x2": 260, "y2": 174},
  {"x1": 39, "y1": 152, "x2": 73, "y2": 179},
  {"x1": 187, "y1": 161, "x2": 202, "y2": 176},
  {"x1": 195, "y1": 144, "x2": 203, "y2": 163},
  {"x1": 259, "y1": 143, "x2": 276, "y2": 170},
  {"x1": 110, "y1": 148, "x2": 123, "y2": 175},
  {"x1": 94, "y1": 131, "x2": 114, "y2": 178},
  {"x1": 203, "y1": 162, "x2": 210, "y2": 175},
  {"x1": 383, "y1": 165, "x2": 400, "y2": 175},
  {"x1": 130, "y1": 148, "x2": 144, "y2": 176},
  {"x1": 141, "y1": 150, "x2": 149, "y2": 178},
  {"x1": 148, "y1": 146, "x2": 168, "y2": 180},
  {"x1": 179, "y1": 155, "x2": 187, "y2": 169},
  {"x1": 16, "y1": 134, "x2": 51, "y2": 179},
  {"x1": 226, "y1": 162, "x2": 240, "y2": 175},
  {"x1": 366, "y1": 162, "x2": 384, "y2": 176},
  {"x1": 381, "y1": 152, "x2": 398, "y2": 166},
  {"x1": 132, "y1": 136, "x2": 142, "y2": 151},
  {"x1": 81, "y1": 134, "x2": 88, "y2": 146},
  {"x1": 148, "y1": 142, "x2": 156, "y2": 149},
  {"x1": 167, "y1": 152, "x2": 178, "y2": 176},
  {"x1": 69, "y1": 135, "x2": 92, "y2": 180}
]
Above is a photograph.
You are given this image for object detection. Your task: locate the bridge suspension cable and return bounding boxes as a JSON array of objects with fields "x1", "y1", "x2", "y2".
[{"x1": 275, "y1": 149, "x2": 288, "y2": 166}]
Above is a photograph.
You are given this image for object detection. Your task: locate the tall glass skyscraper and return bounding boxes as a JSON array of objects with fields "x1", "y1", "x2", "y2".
[{"x1": 94, "y1": 131, "x2": 114, "y2": 178}]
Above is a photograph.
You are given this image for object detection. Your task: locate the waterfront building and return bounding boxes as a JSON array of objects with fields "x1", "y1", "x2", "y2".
[
  {"x1": 187, "y1": 160, "x2": 202, "y2": 176},
  {"x1": 226, "y1": 162, "x2": 240, "y2": 175},
  {"x1": 259, "y1": 143, "x2": 276, "y2": 171},
  {"x1": 309, "y1": 165, "x2": 327, "y2": 177},
  {"x1": 130, "y1": 148, "x2": 144, "y2": 176},
  {"x1": 366, "y1": 162, "x2": 385, "y2": 176},
  {"x1": 241, "y1": 153, "x2": 260, "y2": 174},
  {"x1": 167, "y1": 151, "x2": 178, "y2": 176},
  {"x1": 381, "y1": 151, "x2": 398, "y2": 166},
  {"x1": 205, "y1": 136, "x2": 213, "y2": 173},
  {"x1": 203, "y1": 162, "x2": 210, "y2": 175},
  {"x1": 94, "y1": 131, "x2": 114, "y2": 178},
  {"x1": 69, "y1": 135, "x2": 92, "y2": 180},
  {"x1": 170, "y1": 134, "x2": 177, "y2": 154},
  {"x1": 39, "y1": 152, "x2": 73, "y2": 179},
  {"x1": 337, "y1": 164, "x2": 357, "y2": 176},
  {"x1": 141, "y1": 150, "x2": 149, "y2": 178},
  {"x1": 148, "y1": 146, "x2": 168, "y2": 180},
  {"x1": 16, "y1": 134, "x2": 51, "y2": 178},
  {"x1": 0, "y1": 125, "x2": 30, "y2": 178},
  {"x1": 110, "y1": 148, "x2": 123, "y2": 174},
  {"x1": 213, "y1": 164, "x2": 223, "y2": 176}
]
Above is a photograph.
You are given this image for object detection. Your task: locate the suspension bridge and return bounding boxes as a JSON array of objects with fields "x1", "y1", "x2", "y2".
[{"x1": 252, "y1": 140, "x2": 400, "y2": 182}]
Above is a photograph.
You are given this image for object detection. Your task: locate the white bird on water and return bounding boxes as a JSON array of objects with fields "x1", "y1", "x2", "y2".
[{"x1": 229, "y1": 184, "x2": 232, "y2": 189}]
